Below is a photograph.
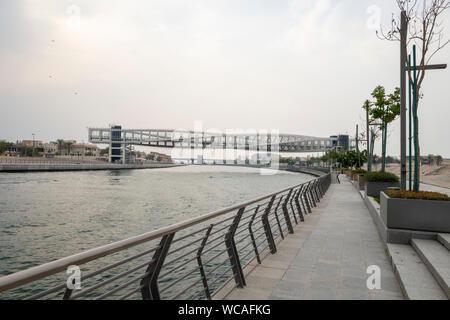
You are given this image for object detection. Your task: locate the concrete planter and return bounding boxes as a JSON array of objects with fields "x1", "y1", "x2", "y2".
[
  {"x1": 380, "y1": 191, "x2": 450, "y2": 233},
  {"x1": 358, "y1": 175, "x2": 365, "y2": 190},
  {"x1": 365, "y1": 181, "x2": 399, "y2": 197}
]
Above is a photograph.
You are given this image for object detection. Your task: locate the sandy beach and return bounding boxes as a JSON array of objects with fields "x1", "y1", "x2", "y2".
[{"x1": 383, "y1": 160, "x2": 450, "y2": 189}]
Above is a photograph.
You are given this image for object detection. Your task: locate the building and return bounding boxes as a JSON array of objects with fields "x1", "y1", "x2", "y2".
[
  {"x1": 330, "y1": 135, "x2": 350, "y2": 151},
  {"x1": 12, "y1": 140, "x2": 44, "y2": 156},
  {"x1": 20, "y1": 140, "x2": 43, "y2": 148},
  {"x1": 134, "y1": 151, "x2": 147, "y2": 160},
  {"x1": 421, "y1": 154, "x2": 443, "y2": 166},
  {"x1": 69, "y1": 143, "x2": 99, "y2": 157},
  {"x1": 55, "y1": 140, "x2": 98, "y2": 157},
  {"x1": 148, "y1": 151, "x2": 173, "y2": 163},
  {"x1": 43, "y1": 142, "x2": 58, "y2": 157}
]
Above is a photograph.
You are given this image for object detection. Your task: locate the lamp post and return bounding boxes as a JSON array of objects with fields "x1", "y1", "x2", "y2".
[{"x1": 32, "y1": 133, "x2": 35, "y2": 157}]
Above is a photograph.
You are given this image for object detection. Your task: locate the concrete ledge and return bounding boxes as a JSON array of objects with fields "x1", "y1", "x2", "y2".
[
  {"x1": 358, "y1": 175, "x2": 365, "y2": 191},
  {"x1": 438, "y1": 234, "x2": 450, "y2": 250},
  {"x1": 351, "y1": 180, "x2": 360, "y2": 191},
  {"x1": 283, "y1": 166, "x2": 329, "y2": 177}
]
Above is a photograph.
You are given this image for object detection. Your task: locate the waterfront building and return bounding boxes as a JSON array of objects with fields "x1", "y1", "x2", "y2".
[
  {"x1": 12, "y1": 140, "x2": 44, "y2": 156},
  {"x1": 68, "y1": 143, "x2": 100, "y2": 157},
  {"x1": 43, "y1": 142, "x2": 58, "y2": 157},
  {"x1": 20, "y1": 140, "x2": 43, "y2": 148},
  {"x1": 148, "y1": 151, "x2": 173, "y2": 163}
]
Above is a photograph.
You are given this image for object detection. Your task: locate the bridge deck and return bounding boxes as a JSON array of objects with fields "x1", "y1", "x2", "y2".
[{"x1": 214, "y1": 176, "x2": 404, "y2": 300}]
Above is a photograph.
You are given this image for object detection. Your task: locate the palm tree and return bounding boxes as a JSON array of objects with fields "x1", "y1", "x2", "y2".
[{"x1": 66, "y1": 142, "x2": 73, "y2": 156}]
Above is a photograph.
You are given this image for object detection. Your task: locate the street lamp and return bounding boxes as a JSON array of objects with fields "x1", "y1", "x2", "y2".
[{"x1": 32, "y1": 133, "x2": 35, "y2": 156}]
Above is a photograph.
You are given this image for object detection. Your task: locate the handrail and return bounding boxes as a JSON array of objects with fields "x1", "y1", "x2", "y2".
[
  {"x1": 0, "y1": 168, "x2": 332, "y2": 299},
  {"x1": 0, "y1": 181, "x2": 301, "y2": 291}
]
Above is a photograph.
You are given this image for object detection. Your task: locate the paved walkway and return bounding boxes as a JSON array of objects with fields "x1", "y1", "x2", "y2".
[{"x1": 218, "y1": 177, "x2": 404, "y2": 300}]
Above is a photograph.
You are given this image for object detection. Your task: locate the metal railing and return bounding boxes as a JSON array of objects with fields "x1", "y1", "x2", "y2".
[{"x1": 0, "y1": 172, "x2": 331, "y2": 300}]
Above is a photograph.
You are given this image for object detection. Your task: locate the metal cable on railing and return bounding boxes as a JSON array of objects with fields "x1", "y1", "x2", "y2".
[{"x1": 0, "y1": 171, "x2": 332, "y2": 300}]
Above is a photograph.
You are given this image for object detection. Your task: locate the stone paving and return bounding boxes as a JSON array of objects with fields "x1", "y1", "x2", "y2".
[{"x1": 220, "y1": 176, "x2": 404, "y2": 300}]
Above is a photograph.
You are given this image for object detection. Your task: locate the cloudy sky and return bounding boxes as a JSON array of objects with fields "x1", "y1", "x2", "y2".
[{"x1": 1, "y1": 0, "x2": 449, "y2": 157}]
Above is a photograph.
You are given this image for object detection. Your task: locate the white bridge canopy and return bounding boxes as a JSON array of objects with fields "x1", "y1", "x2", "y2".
[{"x1": 88, "y1": 127, "x2": 341, "y2": 153}]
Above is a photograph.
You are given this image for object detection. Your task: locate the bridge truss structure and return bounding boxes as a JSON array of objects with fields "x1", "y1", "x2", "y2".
[{"x1": 88, "y1": 126, "x2": 350, "y2": 163}]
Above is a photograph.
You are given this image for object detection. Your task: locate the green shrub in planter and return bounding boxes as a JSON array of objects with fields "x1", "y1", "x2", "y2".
[
  {"x1": 363, "y1": 171, "x2": 399, "y2": 183},
  {"x1": 364, "y1": 172, "x2": 399, "y2": 197},
  {"x1": 381, "y1": 191, "x2": 450, "y2": 233},
  {"x1": 385, "y1": 190, "x2": 450, "y2": 201}
]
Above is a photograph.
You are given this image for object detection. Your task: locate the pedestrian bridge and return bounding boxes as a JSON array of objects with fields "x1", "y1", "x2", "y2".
[{"x1": 88, "y1": 126, "x2": 351, "y2": 163}]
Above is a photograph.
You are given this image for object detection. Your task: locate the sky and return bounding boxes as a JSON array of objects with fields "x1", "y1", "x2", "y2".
[{"x1": 0, "y1": 0, "x2": 449, "y2": 157}]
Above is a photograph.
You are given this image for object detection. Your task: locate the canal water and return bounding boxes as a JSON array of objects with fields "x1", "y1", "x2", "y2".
[{"x1": 0, "y1": 165, "x2": 313, "y2": 298}]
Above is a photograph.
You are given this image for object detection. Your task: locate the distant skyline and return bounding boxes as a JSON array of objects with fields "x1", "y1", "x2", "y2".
[{"x1": 1, "y1": 1, "x2": 449, "y2": 157}]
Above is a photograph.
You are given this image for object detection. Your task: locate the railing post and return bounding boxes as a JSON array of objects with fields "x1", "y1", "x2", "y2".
[
  {"x1": 197, "y1": 224, "x2": 214, "y2": 300},
  {"x1": 261, "y1": 196, "x2": 277, "y2": 254},
  {"x1": 316, "y1": 178, "x2": 323, "y2": 198},
  {"x1": 313, "y1": 180, "x2": 320, "y2": 204},
  {"x1": 304, "y1": 181, "x2": 313, "y2": 212},
  {"x1": 273, "y1": 196, "x2": 285, "y2": 239},
  {"x1": 282, "y1": 189, "x2": 294, "y2": 234},
  {"x1": 140, "y1": 233, "x2": 175, "y2": 300},
  {"x1": 308, "y1": 181, "x2": 317, "y2": 207},
  {"x1": 249, "y1": 206, "x2": 261, "y2": 264},
  {"x1": 295, "y1": 185, "x2": 305, "y2": 222},
  {"x1": 319, "y1": 178, "x2": 325, "y2": 197},
  {"x1": 62, "y1": 283, "x2": 74, "y2": 300},
  {"x1": 225, "y1": 207, "x2": 246, "y2": 288},
  {"x1": 289, "y1": 190, "x2": 298, "y2": 225},
  {"x1": 314, "y1": 180, "x2": 322, "y2": 201},
  {"x1": 317, "y1": 177, "x2": 323, "y2": 198},
  {"x1": 299, "y1": 184, "x2": 309, "y2": 214}
]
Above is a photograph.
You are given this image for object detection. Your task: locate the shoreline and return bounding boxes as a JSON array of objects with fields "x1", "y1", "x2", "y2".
[{"x1": 0, "y1": 163, "x2": 186, "y2": 173}]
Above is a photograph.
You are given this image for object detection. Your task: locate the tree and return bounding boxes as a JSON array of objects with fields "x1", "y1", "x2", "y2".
[
  {"x1": 327, "y1": 149, "x2": 368, "y2": 169},
  {"x1": 65, "y1": 141, "x2": 73, "y2": 156},
  {"x1": 0, "y1": 140, "x2": 13, "y2": 154},
  {"x1": 378, "y1": 0, "x2": 450, "y2": 190},
  {"x1": 56, "y1": 139, "x2": 64, "y2": 155},
  {"x1": 362, "y1": 100, "x2": 381, "y2": 172},
  {"x1": 280, "y1": 157, "x2": 295, "y2": 165},
  {"x1": 368, "y1": 86, "x2": 400, "y2": 172}
]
